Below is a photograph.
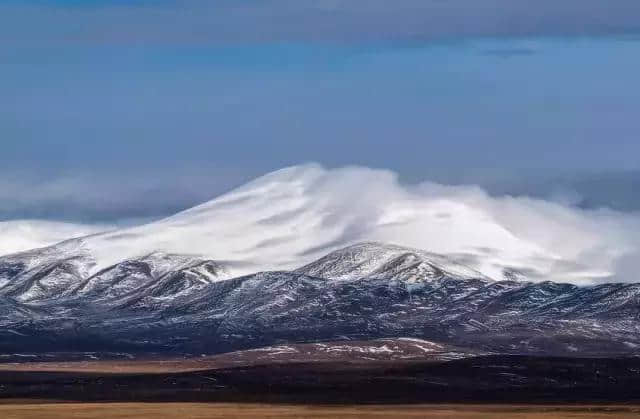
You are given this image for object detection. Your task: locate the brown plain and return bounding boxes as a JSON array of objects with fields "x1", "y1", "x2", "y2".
[
  {"x1": 0, "y1": 358, "x2": 230, "y2": 374},
  {"x1": 0, "y1": 339, "x2": 461, "y2": 374},
  {"x1": 1, "y1": 403, "x2": 640, "y2": 419}
]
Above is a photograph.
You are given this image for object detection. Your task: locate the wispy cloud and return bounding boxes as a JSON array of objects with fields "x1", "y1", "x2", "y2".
[{"x1": 0, "y1": 219, "x2": 109, "y2": 256}]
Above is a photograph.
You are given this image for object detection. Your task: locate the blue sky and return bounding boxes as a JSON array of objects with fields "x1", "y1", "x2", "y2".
[{"x1": 2, "y1": 1, "x2": 640, "y2": 222}]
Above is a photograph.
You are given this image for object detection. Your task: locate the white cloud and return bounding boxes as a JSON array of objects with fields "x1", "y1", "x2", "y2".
[{"x1": 0, "y1": 220, "x2": 111, "y2": 256}]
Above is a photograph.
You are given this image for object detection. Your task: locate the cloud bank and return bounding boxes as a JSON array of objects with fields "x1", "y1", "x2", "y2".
[
  {"x1": 2, "y1": 167, "x2": 640, "y2": 225},
  {"x1": 0, "y1": 168, "x2": 255, "y2": 222},
  {"x1": 7, "y1": 164, "x2": 637, "y2": 286},
  {"x1": 0, "y1": 219, "x2": 110, "y2": 256},
  {"x1": 3, "y1": 0, "x2": 640, "y2": 46}
]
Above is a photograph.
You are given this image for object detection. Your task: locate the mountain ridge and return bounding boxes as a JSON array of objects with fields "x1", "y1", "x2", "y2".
[{"x1": 1, "y1": 240, "x2": 639, "y2": 357}]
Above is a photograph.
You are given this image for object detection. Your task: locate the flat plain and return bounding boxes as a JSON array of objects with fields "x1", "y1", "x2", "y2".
[{"x1": 2, "y1": 403, "x2": 640, "y2": 419}]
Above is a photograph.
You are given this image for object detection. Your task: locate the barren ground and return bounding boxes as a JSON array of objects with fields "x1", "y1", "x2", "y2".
[{"x1": 1, "y1": 403, "x2": 640, "y2": 419}]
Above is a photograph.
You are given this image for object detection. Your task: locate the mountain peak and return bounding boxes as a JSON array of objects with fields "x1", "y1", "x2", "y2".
[
  {"x1": 0, "y1": 166, "x2": 618, "y2": 285},
  {"x1": 296, "y1": 242, "x2": 491, "y2": 282}
]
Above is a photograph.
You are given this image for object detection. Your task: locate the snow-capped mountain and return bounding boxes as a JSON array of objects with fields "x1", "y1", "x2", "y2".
[
  {"x1": 0, "y1": 166, "x2": 639, "y2": 357},
  {"x1": 2, "y1": 164, "x2": 634, "y2": 285}
]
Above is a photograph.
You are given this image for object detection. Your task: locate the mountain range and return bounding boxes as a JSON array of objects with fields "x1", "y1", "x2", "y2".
[
  {"x1": 1, "y1": 239, "x2": 639, "y2": 357},
  {"x1": 0, "y1": 166, "x2": 639, "y2": 358}
]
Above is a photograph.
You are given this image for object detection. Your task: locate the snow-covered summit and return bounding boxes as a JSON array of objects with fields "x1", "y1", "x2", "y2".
[
  {"x1": 1, "y1": 164, "x2": 633, "y2": 284},
  {"x1": 296, "y1": 242, "x2": 490, "y2": 282}
]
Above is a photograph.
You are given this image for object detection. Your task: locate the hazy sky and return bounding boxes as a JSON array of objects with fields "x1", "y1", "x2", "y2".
[{"x1": 2, "y1": 1, "x2": 640, "y2": 222}]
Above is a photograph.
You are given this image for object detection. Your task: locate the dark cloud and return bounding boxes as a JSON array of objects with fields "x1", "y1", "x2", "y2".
[{"x1": 2, "y1": 0, "x2": 640, "y2": 46}]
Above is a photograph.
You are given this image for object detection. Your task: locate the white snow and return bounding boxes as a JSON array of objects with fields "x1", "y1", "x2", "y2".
[{"x1": 385, "y1": 338, "x2": 445, "y2": 353}]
